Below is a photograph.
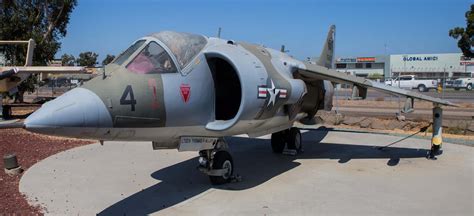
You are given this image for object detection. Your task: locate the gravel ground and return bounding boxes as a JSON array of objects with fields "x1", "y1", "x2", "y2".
[{"x1": 0, "y1": 107, "x2": 94, "y2": 215}]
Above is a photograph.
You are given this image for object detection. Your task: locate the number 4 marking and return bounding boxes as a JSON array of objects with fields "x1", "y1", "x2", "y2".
[{"x1": 120, "y1": 85, "x2": 137, "y2": 111}]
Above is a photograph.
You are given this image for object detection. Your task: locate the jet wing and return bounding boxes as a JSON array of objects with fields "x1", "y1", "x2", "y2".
[
  {"x1": 297, "y1": 63, "x2": 457, "y2": 107},
  {"x1": 0, "y1": 66, "x2": 87, "y2": 81},
  {"x1": 1, "y1": 66, "x2": 87, "y2": 75}
]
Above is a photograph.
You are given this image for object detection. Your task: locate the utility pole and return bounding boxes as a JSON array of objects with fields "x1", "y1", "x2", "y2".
[
  {"x1": 399, "y1": 55, "x2": 407, "y2": 114},
  {"x1": 442, "y1": 65, "x2": 446, "y2": 99}
]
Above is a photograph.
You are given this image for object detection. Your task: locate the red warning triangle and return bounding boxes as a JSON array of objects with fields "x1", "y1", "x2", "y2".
[{"x1": 180, "y1": 84, "x2": 191, "y2": 103}]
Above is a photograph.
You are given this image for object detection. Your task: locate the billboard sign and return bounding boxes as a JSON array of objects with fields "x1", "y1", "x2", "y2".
[
  {"x1": 357, "y1": 57, "x2": 376, "y2": 62},
  {"x1": 403, "y1": 56, "x2": 438, "y2": 62},
  {"x1": 337, "y1": 58, "x2": 356, "y2": 63}
]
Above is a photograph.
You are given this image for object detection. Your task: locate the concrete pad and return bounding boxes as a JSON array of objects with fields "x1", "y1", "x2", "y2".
[{"x1": 20, "y1": 129, "x2": 474, "y2": 215}]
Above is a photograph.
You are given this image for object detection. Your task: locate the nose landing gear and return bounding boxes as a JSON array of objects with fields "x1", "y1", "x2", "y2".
[
  {"x1": 195, "y1": 127, "x2": 302, "y2": 185},
  {"x1": 208, "y1": 151, "x2": 233, "y2": 184},
  {"x1": 197, "y1": 138, "x2": 236, "y2": 185}
]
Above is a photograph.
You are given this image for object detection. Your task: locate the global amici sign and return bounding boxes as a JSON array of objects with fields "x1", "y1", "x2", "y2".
[{"x1": 403, "y1": 56, "x2": 439, "y2": 62}]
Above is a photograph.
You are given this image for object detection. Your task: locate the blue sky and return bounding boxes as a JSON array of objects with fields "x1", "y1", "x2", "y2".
[{"x1": 57, "y1": 0, "x2": 471, "y2": 61}]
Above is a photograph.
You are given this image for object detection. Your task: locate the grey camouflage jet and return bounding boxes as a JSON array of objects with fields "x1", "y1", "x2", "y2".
[{"x1": 22, "y1": 26, "x2": 454, "y2": 184}]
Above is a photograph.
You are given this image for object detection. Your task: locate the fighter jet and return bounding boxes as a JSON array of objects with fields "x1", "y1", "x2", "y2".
[
  {"x1": 21, "y1": 26, "x2": 455, "y2": 184},
  {"x1": 0, "y1": 39, "x2": 86, "y2": 117}
]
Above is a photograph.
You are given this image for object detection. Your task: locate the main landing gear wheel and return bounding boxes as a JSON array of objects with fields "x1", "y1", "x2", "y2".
[
  {"x1": 271, "y1": 127, "x2": 303, "y2": 154},
  {"x1": 271, "y1": 131, "x2": 286, "y2": 153},
  {"x1": 209, "y1": 151, "x2": 233, "y2": 185},
  {"x1": 287, "y1": 127, "x2": 302, "y2": 152}
]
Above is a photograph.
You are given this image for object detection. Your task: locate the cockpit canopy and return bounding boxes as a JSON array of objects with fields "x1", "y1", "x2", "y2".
[
  {"x1": 112, "y1": 31, "x2": 207, "y2": 74},
  {"x1": 151, "y1": 31, "x2": 207, "y2": 69}
]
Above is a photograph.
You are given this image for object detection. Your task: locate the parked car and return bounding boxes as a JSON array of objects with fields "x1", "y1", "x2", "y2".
[
  {"x1": 445, "y1": 79, "x2": 455, "y2": 88},
  {"x1": 453, "y1": 77, "x2": 473, "y2": 91},
  {"x1": 385, "y1": 75, "x2": 437, "y2": 92}
]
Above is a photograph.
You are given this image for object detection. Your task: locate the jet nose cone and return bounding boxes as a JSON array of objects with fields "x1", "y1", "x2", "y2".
[{"x1": 25, "y1": 87, "x2": 113, "y2": 136}]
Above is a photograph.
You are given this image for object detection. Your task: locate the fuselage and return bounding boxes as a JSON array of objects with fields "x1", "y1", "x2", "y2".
[{"x1": 25, "y1": 31, "x2": 332, "y2": 148}]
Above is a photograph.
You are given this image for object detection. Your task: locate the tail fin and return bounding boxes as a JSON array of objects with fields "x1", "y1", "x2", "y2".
[{"x1": 317, "y1": 25, "x2": 336, "y2": 69}]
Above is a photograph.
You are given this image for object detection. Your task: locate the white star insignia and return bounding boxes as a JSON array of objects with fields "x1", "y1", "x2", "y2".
[{"x1": 267, "y1": 80, "x2": 280, "y2": 107}]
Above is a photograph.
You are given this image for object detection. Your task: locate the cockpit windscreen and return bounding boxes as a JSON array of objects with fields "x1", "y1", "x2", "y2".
[
  {"x1": 126, "y1": 42, "x2": 177, "y2": 74},
  {"x1": 113, "y1": 40, "x2": 146, "y2": 65}
]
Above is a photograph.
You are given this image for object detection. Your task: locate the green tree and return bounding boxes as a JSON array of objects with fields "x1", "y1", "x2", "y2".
[
  {"x1": 61, "y1": 53, "x2": 75, "y2": 66},
  {"x1": 367, "y1": 73, "x2": 384, "y2": 80},
  {"x1": 449, "y1": 4, "x2": 474, "y2": 57},
  {"x1": 0, "y1": 0, "x2": 78, "y2": 101},
  {"x1": 76, "y1": 52, "x2": 98, "y2": 67},
  {"x1": 102, "y1": 54, "x2": 115, "y2": 66}
]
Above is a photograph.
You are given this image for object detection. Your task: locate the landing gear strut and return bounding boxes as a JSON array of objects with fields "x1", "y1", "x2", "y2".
[
  {"x1": 271, "y1": 127, "x2": 302, "y2": 154},
  {"x1": 2, "y1": 105, "x2": 12, "y2": 120},
  {"x1": 198, "y1": 138, "x2": 234, "y2": 185}
]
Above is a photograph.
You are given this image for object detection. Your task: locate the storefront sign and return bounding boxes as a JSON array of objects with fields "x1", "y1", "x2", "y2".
[
  {"x1": 460, "y1": 62, "x2": 474, "y2": 66},
  {"x1": 357, "y1": 57, "x2": 375, "y2": 62},
  {"x1": 337, "y1": 58, "x2": 356, "y2": 63},
  {"x1": 403, "y1": 56, "x2": 438, "y2": 62}
]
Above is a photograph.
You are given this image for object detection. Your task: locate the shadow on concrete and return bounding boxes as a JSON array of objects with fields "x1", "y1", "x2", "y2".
[{"x1": 98, "y1": 128, "x2": 429, "y2": 215}]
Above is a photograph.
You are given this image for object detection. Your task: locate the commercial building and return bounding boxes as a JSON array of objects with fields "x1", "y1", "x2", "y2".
[
  {"x1": 389, "y1": 53, "x2": 472, "y2": 79},
  {"x1": 335, "y1": 56, "x2": 387, "y2": 79},
  {"x1": 332, "y1": 53, "x2": 474, "y2": 80}
]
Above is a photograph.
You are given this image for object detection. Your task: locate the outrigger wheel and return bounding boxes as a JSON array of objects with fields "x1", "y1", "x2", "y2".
[
  {"x1": 209, "y1": 151, "x2": 234, "y2": 185},
  {"x1": 271, "y1": 127, "x2": 302, "y2": 153}
]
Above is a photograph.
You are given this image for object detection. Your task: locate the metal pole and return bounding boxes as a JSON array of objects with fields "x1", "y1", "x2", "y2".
[
  {"x1": 0, "y1": 95, "x2": 3, "y2": 119},
  {"x1": 429, "y1": 104, "x2": 443, "y2": 159},
  {"x1": 345, "y1": 70, "x2": 348, "y2": 99},
  {"x1": 36, "y1": 75, "x2": 39, "y2": 98},
  {"x1": 217, "y1": 27, "x2": 222, "y2": 38},
  {"x1": 389, "y1": 67, "x2": 393, "y2": 101},
  {"x1": 442, "y1": 66, "x2": 446, "y2": 99},
  {"x1": 335, "y1": 84, "x2": 339, "y2": 114},
  {"x1": 399, "y1": 56, "x2": 407, "y2": 113},
  {"x1": 398, "y1": 75, "x2": 401, "y2": 113}
]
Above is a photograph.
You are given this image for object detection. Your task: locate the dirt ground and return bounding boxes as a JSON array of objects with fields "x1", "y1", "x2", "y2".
[
  {"x1": 316, "y1": 110, "x2": 474, "y2": 137},
  {"x1": 0, "y1": 108, "x2": 94, "y2": 215}
]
